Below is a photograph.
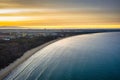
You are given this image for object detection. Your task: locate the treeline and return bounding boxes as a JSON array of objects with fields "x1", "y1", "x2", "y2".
[
  {"x1": 0, "y1": 32, "x2": 98, "y2": 70},
  {"x1": 0, "y1": 35, "x2": 60, "y2": 70}
]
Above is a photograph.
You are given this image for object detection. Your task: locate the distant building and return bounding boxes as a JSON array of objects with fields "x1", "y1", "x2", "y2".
[{"x1": 0, "y1": 35, "x2": 16, "y2": 40}]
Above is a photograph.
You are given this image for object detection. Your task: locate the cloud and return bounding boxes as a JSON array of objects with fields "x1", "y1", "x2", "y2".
[
  {"x1": 0, "y1": 0, "x2": 119, "y2": 8},
  {"x1": 0, "y1": 0, "x2": 119, "y2": 28}
]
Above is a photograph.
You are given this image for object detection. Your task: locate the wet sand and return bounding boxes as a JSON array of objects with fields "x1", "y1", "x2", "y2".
[
  {"x1": 4, "y1": 32, "x2": 120, "y2": 80},
  {"x1": 0, "y1": 39, "x2": 60, "y2": 80}
]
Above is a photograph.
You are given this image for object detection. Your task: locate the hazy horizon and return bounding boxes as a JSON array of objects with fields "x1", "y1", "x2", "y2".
[{"x1": 0, "y1": 0, "x2": 120, "y2": 29}]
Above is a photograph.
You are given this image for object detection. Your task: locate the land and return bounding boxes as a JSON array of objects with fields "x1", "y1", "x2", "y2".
[
  {"x1": 0, "y1": 29, "x2": 120, "y2": 79},
  {"x1": 0, "y1": 36, "x2": 59, "y2": 69},
  {"x1": 0, "y1": 29, "x2": 120, "y2": 70},
  {"x1": 0, "y1": 39, "x2": 60, "y2": 80}
]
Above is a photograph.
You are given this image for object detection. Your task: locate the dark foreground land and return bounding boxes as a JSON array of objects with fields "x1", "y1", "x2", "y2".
[
  {"x1": 4, "y1": 32, "x2": 120, "y2": 80},
  {"x1": 0, "y1": 36, "x2": 60, "y2": 69},
  {"x1": 0, "y1": 29, "x2": 120, "y2": 70}
]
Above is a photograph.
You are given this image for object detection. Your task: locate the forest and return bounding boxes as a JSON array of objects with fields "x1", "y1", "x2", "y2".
[{"x1": 0, "y1": 35, "x2": 59, "y2": 69}]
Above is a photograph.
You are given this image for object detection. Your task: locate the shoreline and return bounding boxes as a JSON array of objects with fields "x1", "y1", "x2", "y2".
[
  {"x1": 0, "y1": 32, "x2": 104, "y2": 80},
  {"x1": 0, "y1": 38, "x2": 61, "y2": 80}
]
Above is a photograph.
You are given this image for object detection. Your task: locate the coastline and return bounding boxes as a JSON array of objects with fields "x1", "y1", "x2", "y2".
[
  {"x1": 0, "y1": 38, "x2": 61, "y2": 80},
  {"x1": 0, "y1": 33, "x2": 101, "y2": 80}
]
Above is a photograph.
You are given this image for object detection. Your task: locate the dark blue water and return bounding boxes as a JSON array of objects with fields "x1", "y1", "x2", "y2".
[{"x1": 5, "y1": 32, "x2": 120, "y2": 80}]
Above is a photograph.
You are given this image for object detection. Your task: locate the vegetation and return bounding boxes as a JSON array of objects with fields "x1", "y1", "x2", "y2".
[
  {"x1": 0, "y1": 31, "x2": 101, "y2": 70},
  {"x1": 0, "y1": 35, "x2": 59, "y2": 70}
]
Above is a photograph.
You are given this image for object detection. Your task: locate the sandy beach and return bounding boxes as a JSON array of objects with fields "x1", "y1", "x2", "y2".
[{"x1": 0, "y1": 39, "x2": 60, "y2": 80}]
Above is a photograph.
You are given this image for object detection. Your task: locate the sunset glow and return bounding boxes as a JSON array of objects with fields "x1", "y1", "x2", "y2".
[{"x1": 0, "y1": 0, "x2": 120, "y2": 29}]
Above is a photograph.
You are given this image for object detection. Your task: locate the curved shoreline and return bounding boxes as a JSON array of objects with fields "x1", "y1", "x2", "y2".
[
  {"x1": 0, "y1": 32, "x2": 104, "y2": 80},
  {"x1": 0, "y1": 39, "x2": 61, "y2": 80}
]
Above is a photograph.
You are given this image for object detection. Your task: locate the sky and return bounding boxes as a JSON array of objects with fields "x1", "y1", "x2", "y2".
[{"x1": 0, "y1": 0, "x2": 120, "y2": 29}]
